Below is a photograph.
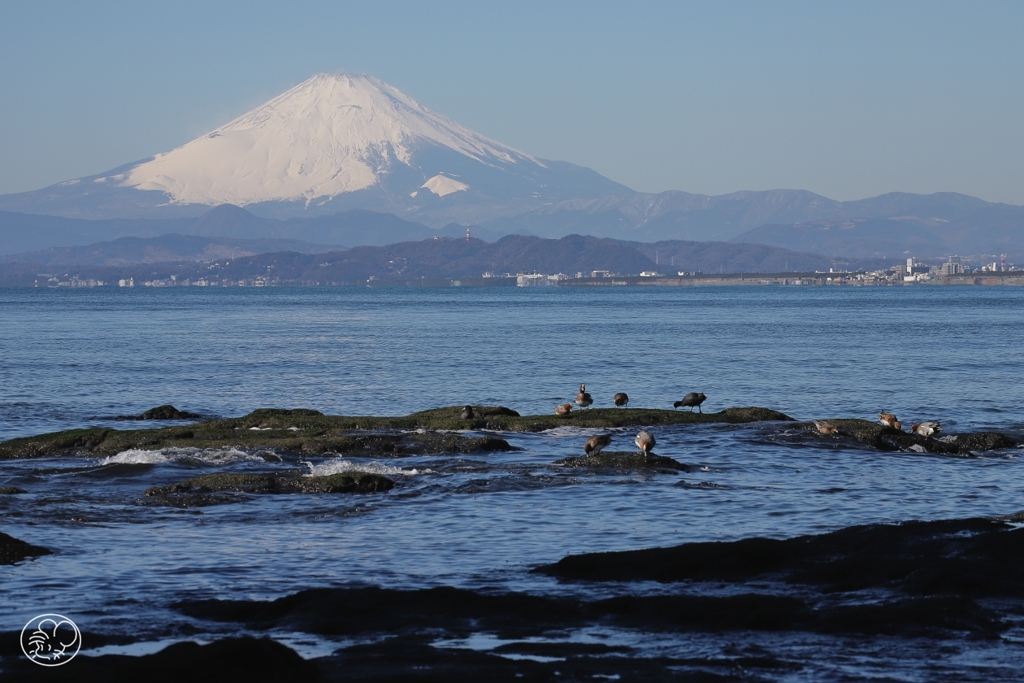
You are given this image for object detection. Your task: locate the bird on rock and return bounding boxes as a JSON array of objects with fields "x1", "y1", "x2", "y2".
[
  {"x1": 878, "y1": 411, "x2": 901, "y2": 430},
  {"x1": 674, "y1": 392, "x2": 707, "y2": 413},
  {"x1": 813, "y1": 420, "x2": 838, "y2": 435},
  {"x1": 613, "y1": 392, "x2": 629, "y2": 408},
  {"x1": 575, "y1": 384, "x2": 593, "y2": 409},
  {"x1": 555, "y1": 403, "x2": 573, "y2": 416},
  {"x1": 911, "y1": 421, "x2": 942, "y2": 437},
  {"x1": 460, "y1": 405, "x2": 474, "y2": 420},
  {"x1": 634, "y1": 430, "x2": 655, "y2": 457},
  {"x1": 584, "y1": 434, "x2": 612, "y2": 456}
]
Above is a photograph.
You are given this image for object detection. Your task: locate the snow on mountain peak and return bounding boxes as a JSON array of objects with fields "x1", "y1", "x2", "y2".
[{"x1": 123, "y1": 73, "x2": 537, "y2": 206}]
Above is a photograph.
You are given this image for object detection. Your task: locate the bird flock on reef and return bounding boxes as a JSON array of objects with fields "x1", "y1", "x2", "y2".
[
  {"x1": 467, "y1": 387, "x2": 943, "y2": 461},
  {"x1": 814, "y1": 412, "x2": 942, "y2": 438},
  {"x1": 552, "y1": 384, "x2": 708, "y2": 459}
]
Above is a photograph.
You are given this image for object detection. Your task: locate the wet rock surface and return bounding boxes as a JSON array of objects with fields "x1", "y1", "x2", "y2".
[
  {"x1": 144, "y1": 472, "x2": 395, "y2": 506},
  {"x1": 537, "y1": 516, "x2": 1024, "y2": 594},
  {"x1": 0, "y1": 531, "x2": 51, "y2": 565},
  {"x1": 0, "y1": 486, "x2": 26, "y2": 494},
  {"x1": 796, "y1": 418, "x2": 1018, "y2": 455},
  {"x1": 555, "y1": 451, "x2": 697, "y2": 472}
]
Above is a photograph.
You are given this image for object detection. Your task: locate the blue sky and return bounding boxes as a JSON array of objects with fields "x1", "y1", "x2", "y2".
[{"x1": 1, "y1": 0, "x2": 1022, "y2": 203}]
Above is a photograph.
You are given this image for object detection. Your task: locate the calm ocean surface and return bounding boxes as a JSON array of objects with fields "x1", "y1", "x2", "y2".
[{"x1": 2, "y1": 285, "x2": 1023, "y2": 680}]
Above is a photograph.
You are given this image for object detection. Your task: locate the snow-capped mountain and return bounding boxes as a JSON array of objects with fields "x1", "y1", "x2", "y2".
[{"x1": 0, "y1": 73, "x2": 631, "y2": 223}]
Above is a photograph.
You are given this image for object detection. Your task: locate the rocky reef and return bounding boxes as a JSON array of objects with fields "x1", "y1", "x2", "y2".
[
  {"x1": 143, "y1": 472, "x2": 395, "y2": 507},
  {"x1": 0, "y1": 405, "x2": 792, "y2": 460},
  {"x1": 798, "y1": 418, "x2": 1018, "y2": 455},
  {"x1": 0, "y1": 531, "x2": 51, "y2": 565}
]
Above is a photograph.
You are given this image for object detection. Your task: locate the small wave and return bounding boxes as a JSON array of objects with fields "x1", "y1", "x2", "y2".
[
  {"x1": 100, "y1": 447, "x2": 266, "y2": 465},
  {"x1": 542, "y1": 426, "x2": 621, "y2": 438},
  {"x1": 303, "y1": 459, "x2": 428, "y2": 477}
]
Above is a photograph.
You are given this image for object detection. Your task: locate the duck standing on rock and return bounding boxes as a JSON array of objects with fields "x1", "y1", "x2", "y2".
[
  {"x1": 813, "y1": 420, "x2": 838, "y2": 435},
  {"x1": 555, "y1": 403, "x2": 573, "y2": 416},
  {"x1": 575, "y1": 384, "x2": 593, "y2": 409},
  {"x1": 613, "y1": 392, "x2": 629, "y2": 408},
  {"x1": 912, "y1": 421, "x2": 942, "y2": 437},
  {"x1": 634, "y1": 430, "x2": 655, "y2": 457},
  {"x1": 584, "y1": 434, "x2": 612, "y2": 456},
  {"x1": 878, "y1": 411, "x2": 902, "y2": 431},
  {"x1": 674, "y1": 392, "x2": 706, "y2": 413},
  {"x1": 460, "y1": 406, "x2": 474, "y2": 420}
]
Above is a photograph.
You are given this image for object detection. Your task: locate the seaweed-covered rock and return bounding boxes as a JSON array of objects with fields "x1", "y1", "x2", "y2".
[
  {"x1": 798, "y1": 419, "x2": 1018, "y2": 455},
  {"x1": 144, "y1": 471, "x2": 395, "y2": 506},
  {"x1": 556, "y1": 451, "x2": 696, "y2": 472},
  {"x1": 286, "y1": 473, "x2": 395, "y2": 494},
  {"x1": 0, "y1": 427, "x2": 112, "y2": 459},
  {"x1": 0, "y1": 531, "x2": 51, "y2": 565}
]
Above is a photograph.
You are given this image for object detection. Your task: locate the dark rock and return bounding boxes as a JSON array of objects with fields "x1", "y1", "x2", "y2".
[
  {"x1": 555, "y1": 451, "x2": 696, "y2": 472},
  {"x1": 0, "y1": 531, "x2": 51, "y2": 565},
  {"x1": 0, "y1": 486, "x2": 26, "y2": 494},
  {"x1": 1, "y1": 636, "x2": 322, "y2": 683},
  {"x1": 118, "y1": 405, "x2": 204, "y2": 420},
  {"x1": 174, "y1": 581, "x2": 1005, "y2": 641},
  {"x1": 144, "y1": 472, "x2": 395, "y2": 505},
  {"x1": 138, "y1": 405, "x2": 203, "y2": 420},
  {"x1": 535, "y1": 517, "x2": 1024, "y2": 600}
]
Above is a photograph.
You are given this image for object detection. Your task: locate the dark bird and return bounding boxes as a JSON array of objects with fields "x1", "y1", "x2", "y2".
[
  {"x1": 878, "y1": 411, "x2": 901, "y2": 431},
  {"x1": 575, "y1": 384, "x2": 593, "y2": 409},
  {"x1": 555, "y1": 403, "x2": 573, "y2": 416},
  {"x1": 634, "y1": 430, "x2": 655, "y2": 457},
  {"x1": 813, "y1": 420, "x2": 838, "y2": 435},
  {"x1": 674, "y1": 392, "x2": 707, "y2": 413},
  {"x1": 460, "y1": 405, "x2": 474, "y2": 420},
  {"x1": 584, "y1": 434, "x2": 612, "y2": 456},
  {"x1": 911, "y1": 421, "x2": 942, "y2": 437},
  {"x1": 613, "y1": 392, "x2": 629, "y2": 408}
]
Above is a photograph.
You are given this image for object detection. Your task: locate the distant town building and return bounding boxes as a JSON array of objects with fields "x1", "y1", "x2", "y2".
[{"x1": 940, "y1": 256, "x2": 964, "y2": 276}]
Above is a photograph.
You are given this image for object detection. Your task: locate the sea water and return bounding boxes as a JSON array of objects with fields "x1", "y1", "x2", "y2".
[{"x1": 1, "y1": 285, "x2": 1023, "y2": 679}]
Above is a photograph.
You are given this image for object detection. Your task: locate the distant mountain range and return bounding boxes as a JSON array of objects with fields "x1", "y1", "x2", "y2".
[
  {"x1": 732, "y1": 205, "x2": 1024, "y2": 260},
  {"x1": 0, "y1": 205, "x2": 503, "y2": 256},
  {"x1": 0, "y1": 234, "x2": 859, "y2": 286},
  {"x1": 0, "y1": 72, "x2": 1019, "y2": 259}
]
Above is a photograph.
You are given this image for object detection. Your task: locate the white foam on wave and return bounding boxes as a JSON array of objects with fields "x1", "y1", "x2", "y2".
[
  {"x1": 303, "y1": 459, "x2": 427, "y2": 477},
  {"x1": 100, "y1": 447, "x2": 266, "y2": 465}
]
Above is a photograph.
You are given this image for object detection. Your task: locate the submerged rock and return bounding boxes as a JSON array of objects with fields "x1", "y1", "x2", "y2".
[
  {"x1": 555, "y1": 451, "x2": 696, "y2": 472},
  {"x1": 144, "y1": 471, "x2": 395, "y2": 506},
  {"x1": 0, "y1": 531, "x2": 51, "y2": 565},
  {"x1": 0, "y1": 486, "x2": 26, "y2": 494},
  {"x1": 797, "y1": 419, "x2": 1018, "y2": 455}
]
